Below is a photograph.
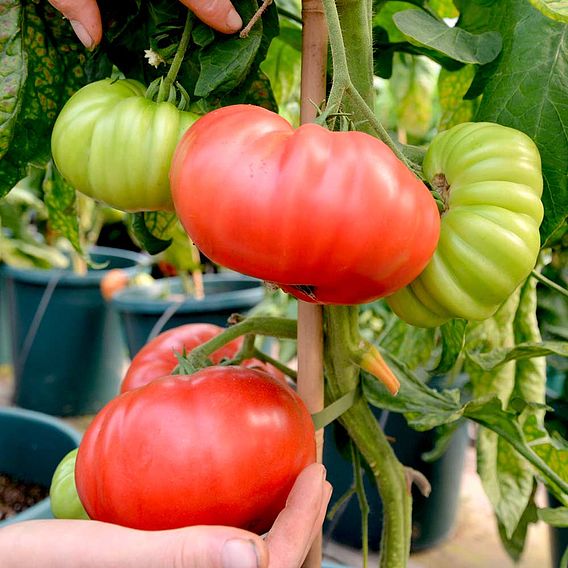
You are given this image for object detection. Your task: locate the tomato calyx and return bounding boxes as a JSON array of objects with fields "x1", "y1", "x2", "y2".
[
  {"x1": 356, "y1": 341, "x2": 400, "y2": 395},
  {"x1": 430, "y1": 172, "x2": 450, "y2": 214}
]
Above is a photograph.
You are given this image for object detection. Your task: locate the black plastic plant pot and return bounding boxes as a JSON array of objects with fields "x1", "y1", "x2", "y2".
[
  {"x1": 323, "y1": 408, "x2": 469, "y2": 553},
  {"x1": 0, "y1": 406, "x2": 81, "y2": 527},
  {"x1": 3, "y1": 246, "x2": 149, "y2": 417},
  {"x1": 110, "y1": 272, "x2": 266, "y2": 358}
]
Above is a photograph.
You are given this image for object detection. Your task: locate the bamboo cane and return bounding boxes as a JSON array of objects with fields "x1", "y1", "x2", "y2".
[{"x1": 297, "y1": 1, "x2": 328, "y2": 566}]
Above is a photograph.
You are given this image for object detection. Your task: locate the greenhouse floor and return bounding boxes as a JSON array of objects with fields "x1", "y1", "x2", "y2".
[{"x1": 0, "y1": 365, "x2": 553, "y2": 568}]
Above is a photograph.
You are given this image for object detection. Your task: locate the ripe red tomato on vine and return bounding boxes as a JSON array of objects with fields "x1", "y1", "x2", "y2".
[
  {"x1": 170, "y1": 104, "x2": 441, "y2": 305},
  {"x1": 76, "y1": 366, "x2": 315, "y2": 533},
  {"x1": 121, "y1": 323, "x2": 286, "y2": 393}
]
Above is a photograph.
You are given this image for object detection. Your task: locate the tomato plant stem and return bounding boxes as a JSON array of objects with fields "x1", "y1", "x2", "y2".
[
  {"x1": 324, "y1": 306, "x2": 411, "y2": 568},
  {"x1": 157, "y1": 12, "x2": 194, "y2": 103},
  {"x1": 250, "y1": 347, "x2": 298, "y2": 380},
  {"x1": 182, "y1": 316, "x2": 297, "y2": 372},
  {"x1": 318, "y1": 0, "x2": 411, "y2": 168},
  {"x1": 531, "y1": 269, "x2": 568, "y2": 299},
  {"x1": 351, "y1": 442, "x2": 370, "y2": 568}
]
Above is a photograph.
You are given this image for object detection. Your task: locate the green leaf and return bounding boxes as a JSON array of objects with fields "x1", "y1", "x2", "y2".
[
  {"x1": 465, "y1": 291, "x2": 534, "y2": 539},
  {"x1": 538, "y1": 506, "x2": 568, "y2": 527},
  {"x1": 378, "y1": 309, "x2": 437, "y2": 372},
  {"x1": 497, "y1": 487, "x2": 538, "y2": 562},
  {"x1": 363, "y1": 351, "x2": 568, "y2": 500},
  {"x1": 260, "y1": 21, "x2": 302, "y2": 125},
  {"x1": 462, "y1": 397, "x2": 568, "y2": 501},
  {"x1": 0, "y1": 2, "x2": 25, "y2": 164},
  {"x1": 42, "y1": 162, "x2": 81, "y2": 254},
  {"x1": 392, "y1": 9, "x2": 502, "y2": 64},
  {"x1": 127, "y1": 212, "x2": 174, "y2": 255},
  {"x1": 458, "y1": 0, "x2": 568, "y2": 245},
  {"x1": 427, "y1": 0, "x2": 459, "y2": 19},
  {"x1": 0, "y1": 2, "x2": 88, "y2": 198},
  {"x1": 430, "y1": 319, "x2": 466, "y2": 375},
  {"x1": 467, "y1": 341, "x2": 568, "y2": 371},
  {"x1": 523, "y1": 413, "x2": 568, "y2": 500},
  {"x1": 528, "y1": 0, "x2": 568, "y2": 23},
  {"x1": 363, "y1": 354, "x2": 463, "y2": 431},
  {"x1": 437, "y1": 64, "x2": 479, "y2": 130},
  {"x1": 421, "y1": 419, "x2": 465, "y2": 462},
  {"x1": 477, "y1": 427, "x2": 535, "y2": 539},
  {"x1": 243, "y1": 70, "x2": 279, "y2": 113},
  {"x1": 195, "y1": 0, "x2": 277, "y2": 98},
  {"x1": 374, "y1": 2, "x2": 422, "y2": 44},
  {"x1": 192, "y1": 22, "x2": 216, "y2": 47}
]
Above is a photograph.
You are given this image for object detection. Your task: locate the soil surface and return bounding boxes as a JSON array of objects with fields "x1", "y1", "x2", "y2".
[{"x1": 0, "y1": 472, "x2": 49, "y2": 521}]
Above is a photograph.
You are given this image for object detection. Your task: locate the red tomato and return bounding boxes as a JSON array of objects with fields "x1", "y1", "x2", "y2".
[
  {"x1": 241, "y1": 358, "x2": 287, "y2": 385},
  {"x1": 121, "y1": 323, "x2": 287, "y2": 392},
  {"x1": 170, "y1": 105, "x2": 440, "y2": 305},
  {"x1": 75, "y1": 366, "x2": 316, "y2": 532},
  {"x1": 121, "y1": 323, "x2": 240, "y2": 392}
]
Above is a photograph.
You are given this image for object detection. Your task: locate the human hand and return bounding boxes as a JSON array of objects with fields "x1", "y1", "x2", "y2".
[
  {"x1": 0, "y1": 463, "x2": 332, "y2": 568},
  {"x1": 48, "y1": 0, "x2": 243, "y2": 49}
]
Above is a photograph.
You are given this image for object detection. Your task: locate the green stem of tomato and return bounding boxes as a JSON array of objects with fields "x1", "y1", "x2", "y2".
[
  {"x1": 318, "y1": 0, "x2": 410, "y2": 168},
  {"x1": 180, "y1": 316, "x2": 298, "y2": 373},
  {"x1": 249, "y1": 347, "x2": 298, "y2": 381},
  {"x1": 531, "y1": 269, "x2": 568, "y2": 299},
  {"x1": 157, "y1": 12, "x2": 194, "y2": 104},
  {"x1": 334, "y1": 0, "x2": 374, "y2": 131},
  {"x1": 351, "y1": 442, "x2": 370, "y2": 568},
  {"x1": 323, "y1": 306, "x2": 411, "y2": 568}
]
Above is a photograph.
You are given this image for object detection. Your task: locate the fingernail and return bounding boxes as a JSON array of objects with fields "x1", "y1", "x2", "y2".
[
  {"x1": 70, "y1": 20, "x2": 95, "y2": 50},
  {"x1": 226, "y1": 10, "x2": 243, "y2": 31},
  {"x1": 222, "y1": 538, "x2": 259, "y2": 568}
]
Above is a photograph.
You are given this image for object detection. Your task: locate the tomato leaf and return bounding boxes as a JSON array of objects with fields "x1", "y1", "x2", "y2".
[
  {"x1": 378, "y1": 315, "x2": 437, "y2": 372},
  {"x1": 195, "y1": 0, "x2": 274, "y2": 97},
  {"x1": 538, "y1": 506, "x2": 568, "y2": 527},
  {"x1": 527, "y1": 0, "x2": 568, "y2": 23},
  {"x1": 437, "y1": 65, "x2": 479, "y2": 130},
  {"x1": 429, "y1": 319, "x2": 466, "y2": 375},
  {"x1": 457, "y1": 0, "x2": 568, "y2": 245},
  {"x1": 42, "y1": 162, "x2": 81, "y2": 254},
  {"x1": 362, "y1": 355, "x2": 463, "y2": 431},
  {"x1": 497, "y1": 486, "x2": 538, "y2": 562},
  {"x1": 0, "y1": 2, "x2": 87, "y2": 199},
  {"x1": 464, "y1": 291, "x2": 537, "y2": 540},
  {"x1": 192, "y1": 22, "x2": 216, "y2": 47},
  {"x1": 462, "y1": 397, "x2": 568, "y2": 503},
  {"x1": 467, "y1": 341, "x2": 568, "y2": 371},
  {"x1": 427, "y1": 0, "x2": 459, "y2": 19},
  {"x1": 363, "y1": 351, "x2": 568, "y2": 501},
  {"x1": 127, "y1": 212, "x2": 174, "y2": 255},
  {"x1": 261, "y1": 21, "x2": 302, "y2": 124},
  {"x1": 0, "y1": 2, "x2": 25, "y2": 170},
  {"x1": 392, "y1": 9, "x2": 502, "y2": 64}
]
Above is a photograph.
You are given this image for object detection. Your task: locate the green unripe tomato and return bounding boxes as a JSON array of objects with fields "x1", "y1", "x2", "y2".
[
  {"x1": 387, "y1": 122, "x2": 544, "y2": 327},
  {"x1": 50, "y1": 449, "x2": 89, "y2": 520},
  {"x1": 51, "y1": 79, "x2": 199, "y2": 212}
]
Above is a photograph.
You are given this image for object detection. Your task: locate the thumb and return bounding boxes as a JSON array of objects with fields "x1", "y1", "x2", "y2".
[
  {"x1": 48, "y1": 0, "x2": 102, "y2": 49},
  {"x1": 160, "y1": 525, "x2": 269, "y2": 568},
  {"x1": 178, "y1": 0, "x2": 243, "y2": 34}
]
